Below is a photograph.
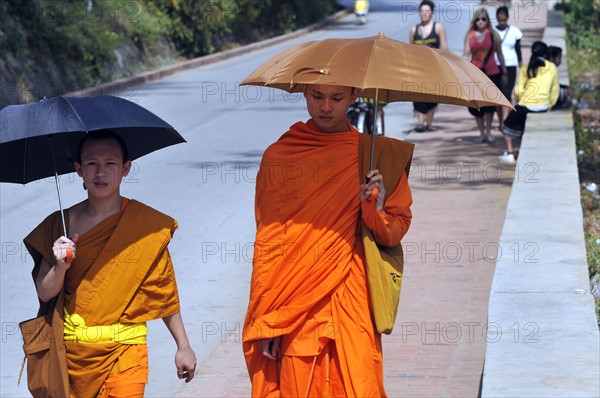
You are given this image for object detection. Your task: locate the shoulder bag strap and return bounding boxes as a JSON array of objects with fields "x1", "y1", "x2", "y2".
[
  {"x1": 482, "y1": 30, "x2": 495, "y2": 68},
  {"x1": 500, "y1": 26, "x2": 510, "y2": 43}
]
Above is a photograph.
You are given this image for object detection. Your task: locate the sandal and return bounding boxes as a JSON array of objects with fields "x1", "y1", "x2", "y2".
[{"x1": 415, "y1": 126, "x2": 426, "y2": 133}]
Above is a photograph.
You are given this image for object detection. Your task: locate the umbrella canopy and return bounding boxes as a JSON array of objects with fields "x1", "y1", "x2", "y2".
[
  {"x1": 0, "y1": 95, "x2": 185, "y2": 184},
  {"x1": 241, "y1": 33, "x2": 512, "y2": 109},
  {"x1": 0, "y1": 95, "x2": 186, "y2": 237}
]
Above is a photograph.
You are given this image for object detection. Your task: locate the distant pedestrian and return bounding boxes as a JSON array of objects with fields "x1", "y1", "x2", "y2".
[
  {"x1": 463, "y1": 8, "x2": 507, "y2": 144},
  {"x1": 494, "y1": 6, "x2": 523, "y2": 131},
  {"x1": 499, "y1": 41, "x2": 559, "y2": 164},
  {"x1": 409, "y1": 0, "x2": 448, "y2": 132}
]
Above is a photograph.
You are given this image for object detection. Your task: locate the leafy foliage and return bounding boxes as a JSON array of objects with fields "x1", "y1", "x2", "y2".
[
  {"x1": 562, "y1": 0, "x2": 600, "y2": 51},
  {"x1": 149, "y1": 0, "x2": 340, "y2": 57},
  {"x1": 0, "y1": 0, "x2": 175, "y2": 106},
  {"x1": 0, "y1": 0, "x2": 340, "y2": 107}
]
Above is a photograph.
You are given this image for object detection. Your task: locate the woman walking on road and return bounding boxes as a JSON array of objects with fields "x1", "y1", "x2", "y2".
[
  {"x1": 463, "y1": 8, "x2": 507, "y2": 144},
  {"x1": 409, "y1": 0, "x2": 448, "y2": 132},
  {"x1": 494, "y1": 6, "x2": 523, "y2": 131}
]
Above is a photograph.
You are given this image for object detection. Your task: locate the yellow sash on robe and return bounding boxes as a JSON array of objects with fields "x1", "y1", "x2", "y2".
[{"x1": 63, "y1": 309, "x2": 147, "y2": 345}]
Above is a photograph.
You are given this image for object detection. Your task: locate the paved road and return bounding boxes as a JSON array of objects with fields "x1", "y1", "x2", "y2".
[{"x1": 1, "y1": 4, "x2": 508, "y2": 397}]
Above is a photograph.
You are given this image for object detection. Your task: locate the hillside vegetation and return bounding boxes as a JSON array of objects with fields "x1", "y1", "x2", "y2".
[{"x1": 0, "y1": 0, "x2": 340, "y2": 107}]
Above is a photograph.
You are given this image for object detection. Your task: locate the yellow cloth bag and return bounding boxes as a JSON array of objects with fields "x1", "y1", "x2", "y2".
[
  {"x1": 358, "y1": 133, "x2": 414, "y2": 334},
  {"x1": 361, "y1": 223, "x2": 405, "y2": 334}
]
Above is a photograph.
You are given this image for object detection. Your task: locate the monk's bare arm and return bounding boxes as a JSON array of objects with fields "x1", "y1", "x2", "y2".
[
  {"x1": 35, "y1": 258, "x2": 67, "y2": 302},
  {"x1": 35, "y1": 235, "x2": 77, "y2": 302},
  {"x1": 163, "y1": 312, "x2": 197, "y2": 383}
]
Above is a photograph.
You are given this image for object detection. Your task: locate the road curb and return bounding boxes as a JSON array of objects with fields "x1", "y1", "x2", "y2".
[{"x1": 67, "y1": 10, "x2": 350, "y2": 98}]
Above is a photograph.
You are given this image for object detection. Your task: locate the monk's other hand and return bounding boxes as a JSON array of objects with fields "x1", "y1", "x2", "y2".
[
  {"x1": 360, "y1": 169, "x2": 386, "y2": 211},
  {"x1": 52, "y1": 234, "x2": 79, "y2": 268},
  {"x1": 175, "y1": 345, "x2": 197, "y2": 383},
  {"x1": 259, "y1": 336, "x2": 282, "y2": 360}
]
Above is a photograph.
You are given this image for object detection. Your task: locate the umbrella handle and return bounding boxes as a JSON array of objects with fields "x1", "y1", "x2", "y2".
[
  {"x1": 369, "y1": 88, "x2": 379, "y2": 171},
  {"x1": 54, "y1": 171, "x2": 68, "y2": 237},
  {"x1": 49, "y1": 135, "x2": 68, "y2": 237},
  {"x1": 66, "y1": 248, "x2": 73, "y2": 263}
]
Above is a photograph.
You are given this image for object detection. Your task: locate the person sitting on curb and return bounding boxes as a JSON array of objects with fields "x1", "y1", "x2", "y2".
[
  {"x1": 499, "y1": 41, "x2": 559, "y2": 164},
  {"x1": 546, "y1": 45, "x2": 573, "y2": 110}
]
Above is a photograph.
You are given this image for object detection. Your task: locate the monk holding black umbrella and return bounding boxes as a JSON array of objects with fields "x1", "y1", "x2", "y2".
[{"x1": 23, "y1": 130, "x2": 197, "y2": 397}]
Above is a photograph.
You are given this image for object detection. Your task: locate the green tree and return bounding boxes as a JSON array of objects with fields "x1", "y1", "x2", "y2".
[{"x1": 563, "y1": 0, "x2": 600, "y2": 50}]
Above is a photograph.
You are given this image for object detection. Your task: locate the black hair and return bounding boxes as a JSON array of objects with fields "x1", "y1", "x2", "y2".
[
  {"x1": 547, "y1": 45, "x2": 563, "y2": 59},
  {"x1": 527, "y1": 41, "x2": 548, "y2": 79},
  {"x1": 496, "y1": 6, "x2": 509, "y2": 18},
  {"x1": 76, "y1": 129, "x2": 129, "y2": 164},
  {"x1": 419, "y1": 0, "x2": 435, "y2": 12}
]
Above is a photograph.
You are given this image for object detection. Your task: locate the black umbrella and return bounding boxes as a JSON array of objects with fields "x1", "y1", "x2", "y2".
[{"x1": 0, "y1": 95, "x2": 186, "y2": 235}]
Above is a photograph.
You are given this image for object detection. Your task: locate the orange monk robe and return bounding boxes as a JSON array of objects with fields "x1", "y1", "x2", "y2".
[
  {"x1": 243, "y1": 120, "x2": 412, "y2": 397},
  {"x1": 24, "y1": 199, "x2": 180, "y2": 397}
]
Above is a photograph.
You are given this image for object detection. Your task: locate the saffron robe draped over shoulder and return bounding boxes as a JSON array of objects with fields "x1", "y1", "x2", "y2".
[
  {"x1": 24, "y1": 199, "x2": 180, "y2": 397},
  {"x1": 243, "y1": 120, "x2": 413, "y2": 397}
]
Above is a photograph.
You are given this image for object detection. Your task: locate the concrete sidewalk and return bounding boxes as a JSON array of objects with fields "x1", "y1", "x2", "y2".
[
  {"x1": 482, "y1": 108, "x2": 600, "y2": 398},
  {"x1": 481, "y1": 8, "x2": 600, "y2": 398},
  {"x1": 382, "y1": 103, "x2": 516, "y2": 397}
]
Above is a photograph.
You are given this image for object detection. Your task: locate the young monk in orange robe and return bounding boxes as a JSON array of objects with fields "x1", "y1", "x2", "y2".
[
  {"x1": 243, "y1": 85, "x2": 414, "y2": 397},
  {"x1": 25, "y1": 130, "x2": 196, "y2": 397}
]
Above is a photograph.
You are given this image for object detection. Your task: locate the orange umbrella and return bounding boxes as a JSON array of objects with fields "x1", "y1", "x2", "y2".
[{"x1": 241, "y1": 33, "x2": 511, "y2": 167}]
